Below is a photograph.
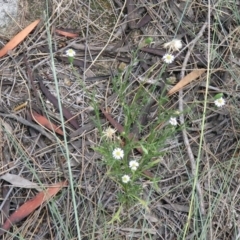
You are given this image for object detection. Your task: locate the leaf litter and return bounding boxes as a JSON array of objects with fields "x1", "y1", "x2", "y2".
[
  {"x1": 0, "y1": 0, "x2": 240, "y2": 239},
  {"x1": 0, "y1": 173, "x2": 42, "y2": 192}
]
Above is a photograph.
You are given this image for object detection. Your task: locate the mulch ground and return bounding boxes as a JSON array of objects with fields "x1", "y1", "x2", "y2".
[{"x1": 1, "y1": 1, "x2": 240, "y2": 239}]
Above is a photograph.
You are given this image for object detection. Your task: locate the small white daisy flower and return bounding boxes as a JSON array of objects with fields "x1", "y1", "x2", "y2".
[
  {"x1": 122, "y1": 175, "x2": 130, "y2": 183},
  {"x1": 214, "y1": 97, "x2": 225, "y2": 107},
  {"x1": 112, "y1": 148, "x2": 124, "y2": 160},
  {"x1": 102, "y1": 127, "x2": 117, "y2": 140},
  {"x1": 169, "y1": 117, "x2": 177, "y2": 126},
  {"x1": 66, "y1": 49, "x2": 76, "y2": 57},
  {"x1": 162, "y1": 53, "x2": 175, "y2": 64},
  {"x1": 164, "y1": 39, "x2": 183, "y2": 52},
  {"x1": 129, "y1": 160, "x2": 139, "y2": 171}
]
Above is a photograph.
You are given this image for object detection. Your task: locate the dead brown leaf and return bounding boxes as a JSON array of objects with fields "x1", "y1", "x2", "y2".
[
  {"x1": 0, "y1": 19, "x2": 40, "y2": 58},
  {"x1": 31, "y1": 111, "x2": 64, "y2": 136},
  {"x1": 0, "y1": 180, "x2": 68, "y2": 236},
  {"x1": 0, "y1": 173, "x2": 42, "y2": 192},
  {"x1": 168, "y1": 69, "x2": 206, "y2": 96}
]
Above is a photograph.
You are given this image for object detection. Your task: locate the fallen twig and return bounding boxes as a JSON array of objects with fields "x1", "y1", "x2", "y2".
[{"x1": 70, "y1": 42, "x2": 131, "y2": 53}]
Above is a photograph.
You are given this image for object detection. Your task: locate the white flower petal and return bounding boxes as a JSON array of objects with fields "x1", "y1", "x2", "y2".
[
  {"x1": 112, "y1": 148, "x2": 124, "y2": 160},
  {"x1": 129, "y1": 160, "x2": 139, "y2": 171},
  {"x1": 162, "y1": 53, "x2": 175, "y2": 64},
  {"x1": 169, "y1": 117, "x2": 177, "y2": 126},
  {"x1": 66, "y1": 49, "x2": 76, "y2": 57},
  {"x1": 214, "y1": 97, "x2": 225, "y2": 107},
  {"x1": 122, "y1": 175, "x2": 130, "y2": 183}
]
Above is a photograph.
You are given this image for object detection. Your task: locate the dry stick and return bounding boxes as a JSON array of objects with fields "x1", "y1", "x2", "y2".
[
  {"x1": 179, "y1": 21, "x2": 208, "y2": 217},
  {"x1": 70, "y1": 42, "x2": 130, "y2": 53}
]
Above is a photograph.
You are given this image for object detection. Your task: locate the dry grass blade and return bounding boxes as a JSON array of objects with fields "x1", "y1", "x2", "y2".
[{"x1": 1, "y1": 185, "x2": 10, "y2": 225}]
